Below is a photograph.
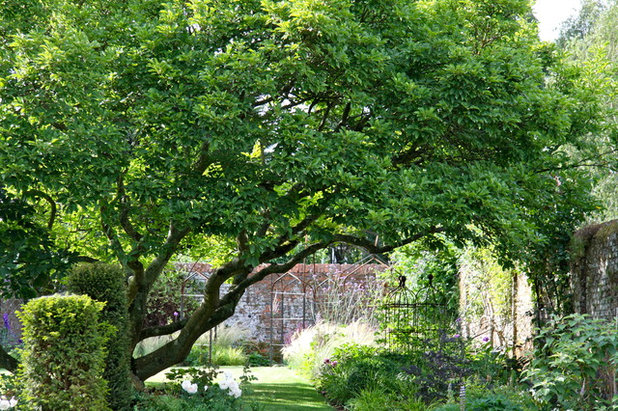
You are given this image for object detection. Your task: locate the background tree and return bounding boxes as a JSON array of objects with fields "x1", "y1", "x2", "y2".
[
  {"x1": 0, "y1": 0, "x2": 613, "y2": 383},
  {"x1": 558, "y1": 0, "x2": 618, "y2": 223}
]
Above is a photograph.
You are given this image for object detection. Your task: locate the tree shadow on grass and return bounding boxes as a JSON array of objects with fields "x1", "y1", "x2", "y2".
[{"x1": 248, "y1": 383, "x2": 333, "y2": 410}]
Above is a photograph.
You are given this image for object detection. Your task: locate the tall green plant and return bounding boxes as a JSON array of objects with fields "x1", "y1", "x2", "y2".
[
  {"x1": 68, "y1": 263, "x2": 132, "y2": 410},
  {"x1": 522, "y1": 314, "x2": 618, "y2": 410},
  {"x1": 17, "y1": 294, "x2": 112, "y2": 410}
]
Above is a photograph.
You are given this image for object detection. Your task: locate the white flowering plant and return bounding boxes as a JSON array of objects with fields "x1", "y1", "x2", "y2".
[
  {"x1": 218, "y1": 371, "x2": 242, "y2": 398},
  {"x1": 0, "y1": 396, "x2": 17, "y2": 410},
  {"x1": 165, "y1": 365, "x2": 257, "y2": 408},
  {"x1": 167, "y1": 366, "x2": 220, "y2": 396}
]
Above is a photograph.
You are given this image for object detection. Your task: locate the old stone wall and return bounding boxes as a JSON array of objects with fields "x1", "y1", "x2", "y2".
[
  {"x1": 180, "y1": 263, "x2": 385, "y2": 349},
  {"x1": 571, "y1": 219, "x2": 618, "y2": 320}
]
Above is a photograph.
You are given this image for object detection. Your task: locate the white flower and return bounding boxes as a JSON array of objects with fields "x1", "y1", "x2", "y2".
[
  {"x1": 181, "y1": 380, "x2": 198, "y2": 394},
  {"x1": 0, "y1": 396, "x2": 16, "y2": 410},
  {"x1": 218, "y1": 373, "x2": 242, "y2": 398},
  {"x1": 230, "y1": 387, "x2": 242, "y2": 398}
]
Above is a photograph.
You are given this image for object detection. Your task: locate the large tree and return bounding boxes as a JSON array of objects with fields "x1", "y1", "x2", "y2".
[{"x1": 0, "y1": 0, "x2": 611, "y2": 382}]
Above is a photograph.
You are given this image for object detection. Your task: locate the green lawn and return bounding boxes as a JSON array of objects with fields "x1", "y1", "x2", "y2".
[{"x1": 147, "y1": 366, "x2": 334, "y2": 411}]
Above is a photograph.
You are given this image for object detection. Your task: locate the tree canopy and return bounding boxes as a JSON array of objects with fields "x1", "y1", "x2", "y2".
[{"x1": 0, "y1": 0, "x2": 612, "y2": 381}]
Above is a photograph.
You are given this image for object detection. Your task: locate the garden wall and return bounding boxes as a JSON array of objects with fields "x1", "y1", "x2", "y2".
[
  {"x1": 180, "y1": 263, "x2": 384, "y2": 349},
  {"x1": 571, "y1": 219, "x2": 618, "y2": 320}
]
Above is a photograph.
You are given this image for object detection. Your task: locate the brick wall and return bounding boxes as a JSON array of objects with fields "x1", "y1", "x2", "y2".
[
  {"x1": 571, "y1": 219, "x2": 618, "y2": 320},
  {"x1": 180, "y1": 263, "x2": 386, "y2": 348}
]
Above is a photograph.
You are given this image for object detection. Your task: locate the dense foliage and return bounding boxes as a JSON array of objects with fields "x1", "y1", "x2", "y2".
[
  {"x1": 315, "y1": 342, "x2": 526, "y2": 410},
  {"x1": 17, "y1": 295, "x2": 112, "y2": 410},
  {"x1": 0, "y1": 189, "x2": 76, "y2": 300},
  {"x1": 0, "y1": 0, "x2": 612, "y2": 380},
  {"x1": 67, "y1": 263, "x2": 133, "y2": 410},
  {"x1": 522, "y1": 314, "x2": 618, "y2": 410}
]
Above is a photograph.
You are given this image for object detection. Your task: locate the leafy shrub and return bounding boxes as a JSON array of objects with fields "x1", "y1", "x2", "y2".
[
  {"x1": 0, "y1": 373, "x2": 18, "y2": 401},
  {"x1": 522, "y1": 314, "x2": 618, "y2": 410},
  {"x1": 68, "y1": 262, "x2": 133, "y2": 410},
  {"x1": 316, "y1": 337, "x2": 517, "y2": 409},
  {"x1": 134, "y1": 389, "x2": 261, "y2": 411},
  {"x1": 347, "y1": 388, "x2": 429, "y2": 411},
  {"x1": 17, "y1": 294, "x2": 112, "y2": 410},
  {"x1": 431, "y1": 386, "x2": 535, "y2": 411},
  {"x1": 464, "y1": 385, "x2": 537, "y2": 411},
  {"x1": 317, "y1": 345, "x2": 417, "y2": 407},
  {"x1": 467, "y1": 393, "x2": 525, "y2": 411},
  {"x1": 247, "y1": 353, "x2": 270, "y2": 366}
]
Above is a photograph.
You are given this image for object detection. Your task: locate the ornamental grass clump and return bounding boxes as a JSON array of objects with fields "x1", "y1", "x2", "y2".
[
  {"x1": 17, "y1": 294, "x2": 112, "y2": 411},
  {"x1": 283, "y1": 319, "x2": 377, "y2": 379},
  {"x1": 186, "y1": 324, "x2": 250, "y2": 366}
]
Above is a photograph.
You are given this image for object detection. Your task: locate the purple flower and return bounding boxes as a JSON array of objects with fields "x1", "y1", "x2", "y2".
[
  {"x1": 452, "y1": 334, "x2": 460, "y2": 338},
  {"x1": 323, "y1": 358, "x2": 331, "y2": 364},
  {"x1": 455, "y1": 318, "x2": 462, "y2": 323},
  {"x1": 482, "y1": 336, "x2": 490, "y2": 343},
  {"x1": 3, "y1": 313, "x2": 10, "y2": 330}
]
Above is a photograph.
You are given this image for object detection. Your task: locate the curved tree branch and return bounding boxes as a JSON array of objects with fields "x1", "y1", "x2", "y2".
[
  {"x1": 23, "y1": 190, "x2": 56, "y2": 230},
  {"x1": 116, "y1": 174, "x2": 143, "y2": 243},
  {"x1": 139, "y1": 318, "x2": 188, "y2": 340},
  {"x1": 332, "y1": 226, "x2": 445, "y2": 254}
]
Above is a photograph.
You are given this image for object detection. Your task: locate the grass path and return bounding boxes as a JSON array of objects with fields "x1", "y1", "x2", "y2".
[{"x1": 147, "y1": 366, "x2": 334, "y2": 411}]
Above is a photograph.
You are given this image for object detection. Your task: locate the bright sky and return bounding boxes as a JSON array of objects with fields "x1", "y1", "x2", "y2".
[{"x1": 533, "y1": 0, "x2": 583, "y2": 41}]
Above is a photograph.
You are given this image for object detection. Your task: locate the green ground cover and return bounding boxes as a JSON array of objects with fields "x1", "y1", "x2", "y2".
[{"x1": 147, "y1": 366, "x2": 333, "y2": 411}]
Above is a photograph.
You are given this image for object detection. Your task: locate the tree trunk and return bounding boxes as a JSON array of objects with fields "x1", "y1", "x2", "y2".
[
  {"x1": 0, "y1": 345, "x2": 17, "y2": 372},
  {"x1": 132, "y1": 284, "x2": 244, "y2": 382}
]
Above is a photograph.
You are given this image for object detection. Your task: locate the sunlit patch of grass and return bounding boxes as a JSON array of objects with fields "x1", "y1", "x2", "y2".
[{"x1": 146, "y1": 366, "x2": 333, "y2": 410}]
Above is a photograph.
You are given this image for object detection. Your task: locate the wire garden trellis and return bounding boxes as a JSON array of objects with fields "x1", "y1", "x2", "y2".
[
  {"x1": 268, "y1": 254, "x2": 389, "y2": 361},
  {"x1": 381, "y1": 272, "x2": 451, "y2": 353}
]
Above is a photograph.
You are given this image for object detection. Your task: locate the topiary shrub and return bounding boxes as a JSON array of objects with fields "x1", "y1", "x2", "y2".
[
  {"x1": 68, "y1": 262, "x2": 133, "y2": 410},
  {"x1": 17, "y1": 294, "x2": 112, "y2": 411}
]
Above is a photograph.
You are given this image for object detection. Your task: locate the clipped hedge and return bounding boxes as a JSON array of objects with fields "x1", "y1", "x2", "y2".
[
  {"x1": 68, "y1": 263, "x2": 132, "y2": 410},
  {"x1": 17, "y1": 294, "x2": 112, "y2": 411}
]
